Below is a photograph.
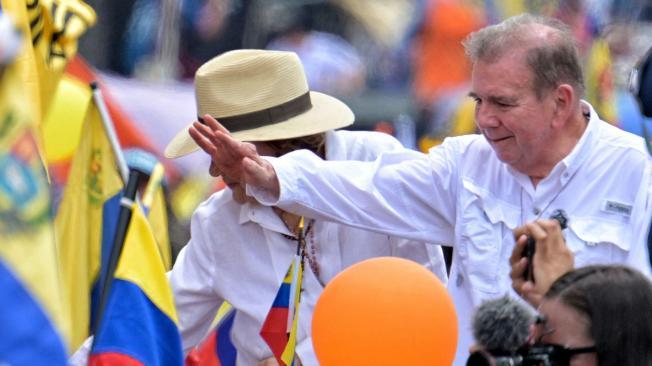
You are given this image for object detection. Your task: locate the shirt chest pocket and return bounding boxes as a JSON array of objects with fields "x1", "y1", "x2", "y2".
[
  {"x1": 458, "y1": 180, "x2": 520, "y2": 295},
  {"x1": 566, "y1": 218, "x2": 630, "y2": 267}
]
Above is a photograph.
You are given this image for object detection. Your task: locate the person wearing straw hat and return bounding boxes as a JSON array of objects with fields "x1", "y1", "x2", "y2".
[{"x1": 166, "y1": 49, "x2": 447, "y2": 366}]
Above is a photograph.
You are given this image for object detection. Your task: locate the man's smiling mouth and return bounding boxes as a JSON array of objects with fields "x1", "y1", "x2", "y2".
[{"x1": 487, "y1": 135, "x2": 512, "y2": 143}]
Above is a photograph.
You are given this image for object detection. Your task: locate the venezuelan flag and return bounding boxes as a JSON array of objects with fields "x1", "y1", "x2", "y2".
[
  {"x1": 89, "y1": 203, "x2": 183, "y2": 365},
  {"x1": 186, "y1": 305, "x2": 237, "y2": 366},
  {"x1": 0, "y1": 38, "x2": 67, "y2": 362}
]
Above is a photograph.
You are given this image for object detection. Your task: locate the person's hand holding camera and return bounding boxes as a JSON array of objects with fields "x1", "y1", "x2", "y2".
[{"x1": 510, "y1": 219, "x2": 574, "y2": 307}]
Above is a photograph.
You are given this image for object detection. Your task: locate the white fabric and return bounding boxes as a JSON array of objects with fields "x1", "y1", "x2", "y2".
[
  {"x1": 169, "y1": 130, "x2": 447, "y2": 365},
  {"x1": 250, "y1": 102, "x2": 652, "y2": 365},
  {"x1": 68, "y1": 336, "x2": 93, "y2": 366}
]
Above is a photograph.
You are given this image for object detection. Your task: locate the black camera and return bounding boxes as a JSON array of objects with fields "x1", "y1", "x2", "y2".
[
  {"x1": 467, "y1": 343, "x2": 591, "y2": 366},
  {"x1": 522, "y1": 209, "x2": 569, "y2": 282}
]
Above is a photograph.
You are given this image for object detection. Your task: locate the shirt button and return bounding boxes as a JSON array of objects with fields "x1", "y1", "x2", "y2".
[
  {"x1": 456, "y1": 274, "x2": 464, "y2": 287},
  {"x1": 533, "y1": 208, "x2": 541, "y2": 215},
  {"x1": 563, "y1": 172, "x2": 569, "y2": 178}
]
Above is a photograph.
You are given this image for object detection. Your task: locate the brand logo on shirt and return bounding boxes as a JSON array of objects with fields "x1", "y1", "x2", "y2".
[{"x1": 602, "y1": 200, "x2": 633, "y2": 217}]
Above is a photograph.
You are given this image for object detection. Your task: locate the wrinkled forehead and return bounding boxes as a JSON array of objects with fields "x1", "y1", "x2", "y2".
[{"x1": 470, "y1": 53, "x2": 535, "y2": 93}]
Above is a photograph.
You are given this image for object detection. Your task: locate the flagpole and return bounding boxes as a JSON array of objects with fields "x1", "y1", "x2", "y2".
[
  {"x1": 91, "y1": 169, "x2": 141, "y2": 335},
  {"x1": 90, "y1": 82, "x2": 129, "y2": 184}
]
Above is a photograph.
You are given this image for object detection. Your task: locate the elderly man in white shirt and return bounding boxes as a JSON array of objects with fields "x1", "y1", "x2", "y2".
[
  {"x1": 191, "y1": 15, "x2": 652, "y2": 365},
  {"x1": 166, "y1": 49, "x2": 447, "y2": 366}
]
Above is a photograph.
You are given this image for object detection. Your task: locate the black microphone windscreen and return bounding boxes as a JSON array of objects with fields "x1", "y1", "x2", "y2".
[
  {"x1": 472, "y1": 295, "x2": 534, "y2": 353},
  {"x1": 640, "y1": 51, "x2": 652, "y2": 118}
]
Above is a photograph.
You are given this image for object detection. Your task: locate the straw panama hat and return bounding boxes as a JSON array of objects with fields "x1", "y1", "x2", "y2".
[{"x1": 164, "y1": 49, "x2": 355, "y2": 158}]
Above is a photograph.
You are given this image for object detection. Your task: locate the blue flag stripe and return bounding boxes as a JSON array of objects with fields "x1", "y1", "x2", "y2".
[
  {"x1": 270, "y1": 283, "x2": 291, "y2": 308},
  {"x1": 0, "y1": 259, "x2": 67, "y2": 365},
  {"x1": 91, "y1": 279, "x2": 183, "y2": 365}
]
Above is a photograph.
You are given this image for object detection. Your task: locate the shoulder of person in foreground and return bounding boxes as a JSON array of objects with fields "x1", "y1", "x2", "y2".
[{"x1": 328, "y1": 129, "x2": 406, "y2": 159}]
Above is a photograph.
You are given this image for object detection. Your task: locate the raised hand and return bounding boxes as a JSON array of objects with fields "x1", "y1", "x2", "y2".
[{"x1": 188, "y1": 114, "x2": 280, "y2": 198}]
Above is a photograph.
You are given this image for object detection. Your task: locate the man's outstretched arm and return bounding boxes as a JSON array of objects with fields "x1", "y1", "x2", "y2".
[
  {"x1": 189, "y1": 114, "x2": 456, "y2": 243},
  {"x1": 189, "y1": 114, "x2": 281, "y2": 196}
]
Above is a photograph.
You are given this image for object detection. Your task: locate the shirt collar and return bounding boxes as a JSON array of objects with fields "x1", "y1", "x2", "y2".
[
  {"x1": 507, "y1": 101, "x2": 599, "y2": 191},
  {"x1": 556, "y1": 100, "x2": 599, "y2": 182},
  {"x1": 237, "y1": 200, "x2": 294, "y2": 236},
  {"x1": 324, "y1": 130, "x2": 340, "y2": 160},
  {"x1": 239, "y1": 130, "x2": 337, "y2": 233}
]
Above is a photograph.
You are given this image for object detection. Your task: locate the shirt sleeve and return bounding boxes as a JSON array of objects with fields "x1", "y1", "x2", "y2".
[
  {"x1": 249, "y1": 143, "x2": 459, "y2": 243},
  {"x1": 169, "y1": 209, "x2": 224, "y2": 353},
  {"x1": 389, "y1": 238, "x2": 449, "y2": 285}
]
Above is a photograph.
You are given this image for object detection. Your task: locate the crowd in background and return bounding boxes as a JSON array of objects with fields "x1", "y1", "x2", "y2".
[
  {"x1": 3, "y1": 0, "x2": 652, "y2": 364},
  {"x1": 74, "y1": 0, "x2": 652, "y2": 260}
]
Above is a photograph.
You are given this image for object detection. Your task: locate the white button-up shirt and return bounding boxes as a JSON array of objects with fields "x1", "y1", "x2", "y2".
[
  {"x1": 252, "y1": 102, "x2": 652, "y2": 365},
  {"x1": 170, "y1": 130, "x2": 447, "y2": 365}
]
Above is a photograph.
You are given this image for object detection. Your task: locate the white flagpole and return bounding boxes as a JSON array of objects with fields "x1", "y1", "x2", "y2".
[{"x1": 90, "y1": 82, "x2": 129, "y2": 184}]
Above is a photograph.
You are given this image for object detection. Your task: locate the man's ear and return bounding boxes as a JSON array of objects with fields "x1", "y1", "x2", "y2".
[{"x1": 551, "y1": 84, "x2": 574, "y2": 129}]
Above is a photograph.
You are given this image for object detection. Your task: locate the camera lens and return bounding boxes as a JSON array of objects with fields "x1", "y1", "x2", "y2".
[{"x1": 466, "y1": 351, "x2": 494, "y2": 366}]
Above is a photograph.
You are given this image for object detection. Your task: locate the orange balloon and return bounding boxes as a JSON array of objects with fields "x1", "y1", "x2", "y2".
[{"x1": 312, "y1": 257, "x2": 457, "y2": 366}]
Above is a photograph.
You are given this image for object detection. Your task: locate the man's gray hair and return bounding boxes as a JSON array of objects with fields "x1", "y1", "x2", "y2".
[{"x1": 463, "y1": 13, "x2": 585, "y2": 98}]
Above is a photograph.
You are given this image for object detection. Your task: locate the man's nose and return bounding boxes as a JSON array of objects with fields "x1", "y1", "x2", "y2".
[{"x1": 475, "y1": 103, "x2": 500, "y2": 129}]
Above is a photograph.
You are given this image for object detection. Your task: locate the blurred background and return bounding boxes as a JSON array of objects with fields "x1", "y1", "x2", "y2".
[{"x1": 65, "y1": 0, "x2": 652, "y2": 258}]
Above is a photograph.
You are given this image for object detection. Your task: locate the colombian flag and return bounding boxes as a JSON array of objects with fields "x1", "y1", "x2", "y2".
[
  {"x1": 260, "y1": 258, "x2": 303, "y2": 366},
  {"x1": 89, "y1": 202, "x2": 183, "y2": 365},
  {"x1": 0, "y1": 41, "x2": 67, "y2": 362},
  {"x1": 185, "y1": 305, "x2": 237, "y2": 366}
]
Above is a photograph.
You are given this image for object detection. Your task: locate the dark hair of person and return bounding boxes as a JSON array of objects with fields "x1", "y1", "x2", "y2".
[
  {"x1": 267, "y1": 132, "x2": 326, "y2": 159},
  {"x1": 463, "y1": 13, "x2": 585, "y2": 99},
  {"x1": 545, "y1": 265, "x2": 652, "y2": 366}
]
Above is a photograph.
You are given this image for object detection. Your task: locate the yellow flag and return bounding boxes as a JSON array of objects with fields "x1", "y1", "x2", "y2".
[
  {"x1": 142, "y1": 163, "x2": 172, "y2": 270},
  {"x1": 0, "y1": 0, "x2": 96, "y2": 125},
  {"x1": 42, "y1": 74, "x2": 91, "y2": 165},
  {"x1": 55, "y1": 95, "x2": 123, "y2": 349},
  {"x1": 586, "y1": 39, "x2": 618, "y2": 124},
  {"x1": 0, "y1": 58, "x2": 69, "y2": 348}
]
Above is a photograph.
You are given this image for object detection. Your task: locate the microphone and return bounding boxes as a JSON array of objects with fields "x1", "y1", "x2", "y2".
[{"x1": 467, "y1": 296, "x2": 535, "y2": 366}]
